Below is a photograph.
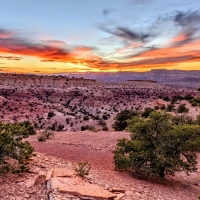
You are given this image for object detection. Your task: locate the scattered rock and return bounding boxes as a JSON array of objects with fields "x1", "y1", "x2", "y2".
[
  {"x1": 60, "y1": 184, "x2": 117, "y2": 200},
  {"x1": 109, "y1": 188, "x2": 126, "y2": 193},
  {"x1": 46, "y1": 168, "x2": 53, "y2": 181},
  {"x1": 114, "y1": 193, "x2": 125, "y2": 200},
  {"x1": 25, "y1": 175, "x2": 39, "y2": 188}
]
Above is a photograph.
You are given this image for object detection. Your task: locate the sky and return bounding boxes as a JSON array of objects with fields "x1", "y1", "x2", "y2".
[{"x1": 0, "y1": 0, "x2": 200, "y2": 74}]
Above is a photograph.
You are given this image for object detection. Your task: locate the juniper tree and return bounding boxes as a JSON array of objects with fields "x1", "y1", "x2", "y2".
[
  {"x1": 114, "y1": 111, "x2": 200, "y2": 178},
  {"x1": 0, "y1": 122, "x2": 34, "y2": 173}
]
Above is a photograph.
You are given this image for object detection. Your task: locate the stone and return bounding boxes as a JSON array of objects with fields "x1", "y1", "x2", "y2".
[
  {"x1": 50, "y1": 177, "x2": 84, "y2": 189},
  {"x1": 46, "y1": 168, "x2": 53, "y2": 181},
  {"x1": 24, "y1": 193, "x2": 30, "y2": 198},
  {"x1": 25, "y1": 175, "x2": 39, "y2": 188},
  {"x1": 59, "y1": 184, "x2": 117, "y2": 200},
  {"x1": 114, "y1": 193, "x2": 125, "y2": 200},
  {"x1": 52, "y1": 168, "x2": 76, "y2": 178},
  {"x1": 109, "y1": 188, "x2": 126, "y2": 193},
  {"x1": 28, "y1": 166, "x2": 41, "y2": 174}
]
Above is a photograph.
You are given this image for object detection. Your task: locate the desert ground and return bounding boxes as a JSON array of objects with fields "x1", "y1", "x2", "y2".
[{"x1": 1, "y1": 73, "x2": 200, "y2": 200}]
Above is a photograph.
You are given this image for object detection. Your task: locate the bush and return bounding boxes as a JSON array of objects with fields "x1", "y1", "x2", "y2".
[
  {"x1": 163, "y1": 96, "x2": 170, "y2": 101},
  {"x1": 141, "y1": 107, "x2": 154, "y2": 118},
  {"x1": 37, "y1": 129, "x2": 54, "y2": 142},
  {"x1": 113, "y1": 110, "x2": 139, "y2": 131},
  {"x1": 114, "y1": 111, "x2": 200, "y2": 178},
  {"x1": 19, "y1": 121, "x2": 36, "y2": 135},
  {"x1": 83, "y1": 115, "x2": 89, "y2": 121},
  {"x1": 0, "y1": 122, "x2": 34, "y2": 174},
  {"x1": 189, "y1": 98, "x2": 200, "y2": 107},
  {"x1": 47, "y1": 111, "x2": 56, "y2": 119},
  {"x1": 172, "y1": 114, "x2": 194, "y2": 125},
  {"x1": 154, "y1": 105, "x2": 159, "y2": 110},
  {"x1": 166, "y1": 103, "x2": 174, "y2": 112},
  {"x1": 102, "y1": 126, "x2": 109, "y2": 131},
  {"x1": 81, "y1": 125, "x2": 96, "y2": 132},
  {"x1": 75, "y1": 161, "x2": 91, "y2": 178},
  {"x1": 160, "y1": 104, "x2": 166, "y2": 110},
  {"x1": 37, "y1": 134, "x2": 47, "y2": 141},
  {"x1": 177, "y1": 104, "x2": 189, "y2": 113}
]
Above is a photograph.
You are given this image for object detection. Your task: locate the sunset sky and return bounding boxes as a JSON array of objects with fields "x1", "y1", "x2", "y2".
[{"x1": 0, "y1": 0, "x2": 200, "y2": 73}]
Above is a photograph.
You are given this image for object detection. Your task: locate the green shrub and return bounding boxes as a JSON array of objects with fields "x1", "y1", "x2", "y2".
[
  {"x1": 177, "y1": 103, "x2": 189, "y2": 113},
  {"x1": 0, "y1": 122, "x2": 34, "y2": 174},
  {"x1": 154, "y1": 105, "x2": 159, "y2": 110},
  {"x1": 75, "y1": 161, "x2": 91, "y2": 178},
  {"x1": 37, "y1": 129, "x2": 54, "y2": 142},
  {"x1": 83, "y1": 115, "x2": 89, "y2": 121},
  {"x1": 113, "y1": 110, "x2": 139, "y2": 131},
  {"x1": 102, "y1": 126, "x2": 109, "y2": 131},
  {"x1": 81, "y1": 125, "x2": 96, "y2": 132},
  {"x1": 19, "y1": 121, "x2": 36, "y2": 135},
  {"x1": 172, "y1": 114, "x2": 194, "y2": 125},
  {"x1": 160, "y1": 104, "x2": 166, "y2": 110},
  {"x1": 141, "y1": 107, "x2": 154, "y2": 118},
  {"x1": 166, "y1": 104, "x2": 174, "y2": 112},
  {"x1": 47, "y1": 111, "x2": 56, "y2": 119},
  {"x1": 114, "y1": 111, "x2": 200, "y2": 178}
]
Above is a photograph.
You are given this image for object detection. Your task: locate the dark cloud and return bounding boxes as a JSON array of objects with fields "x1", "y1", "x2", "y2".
[
  {"x1": 102, "y1": 9, "x2": 114, "y2": 17},
  {"x1": 100, "y1": 26, "x2": 151, "y2": 42},
  {"x1": 93, "y1": 52, "x2": 200, "y2": 71},
  {"x1": 0, "y1": 28, "x2": 14, "y2": 38},
  {"x1": 174, "y1": 10, "x2": 200, "y2": 28},
  {"x1": 127, "y1": 54, "x2": 200, "y2": 67},
  {"x1": 0, "y1": 56, "x2": 23, "y2": 61},
  {"x1": 173, "y1": 10, "x2": 200, "y2": 45},
  {"x1": 0, "y1": 36, "x2": 70, "y2": 60}
]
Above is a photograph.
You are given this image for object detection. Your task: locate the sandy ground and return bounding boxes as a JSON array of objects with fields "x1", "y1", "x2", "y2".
[{"x1": 26, "y1": 131, "x2": 200, "y2": 200}]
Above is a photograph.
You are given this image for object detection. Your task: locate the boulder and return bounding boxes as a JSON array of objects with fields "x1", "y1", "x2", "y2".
[
  {"x1": 25, "y1": 175, "x2": 39, "y2": 188},
  {"x1": 50, "y1": 177, "x2": 84, "y2": 189},
  {"x1": 59, "y1": 183, "x2": 117, "y2": 200},
  {"x1": 52, "y1": 168, "x2": 76, "y2": 178}
]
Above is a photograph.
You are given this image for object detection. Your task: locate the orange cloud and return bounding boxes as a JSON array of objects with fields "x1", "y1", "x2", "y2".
[
  {"x1": 0, "y1": 28, "x2": 200, "y2": 72},
  {"x1": 170, "y1": 33, "x2": 188, "y2": 44}
]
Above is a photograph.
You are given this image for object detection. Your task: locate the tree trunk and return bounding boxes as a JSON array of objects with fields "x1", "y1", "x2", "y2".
[{"x1": 158, "y1": 168, "x2": 165, "y2": 178}]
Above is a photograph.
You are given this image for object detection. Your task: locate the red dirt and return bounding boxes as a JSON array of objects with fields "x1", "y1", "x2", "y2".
[{"x1": 26, "y1": 131, "x2": 200, "y2": 200}]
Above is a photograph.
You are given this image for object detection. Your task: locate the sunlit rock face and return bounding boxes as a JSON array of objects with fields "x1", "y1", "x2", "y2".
[{"x1": 0, "y1": 73, "x2": 96, "y2": 89}]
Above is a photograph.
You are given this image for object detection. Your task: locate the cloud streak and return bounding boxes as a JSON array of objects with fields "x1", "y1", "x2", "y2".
[
  {"x1": 100, "y1": 25, "x2": 151, "y2": 42},
  {"x1": 0, "y1": 55, "x2": 23, "y2": 61}
]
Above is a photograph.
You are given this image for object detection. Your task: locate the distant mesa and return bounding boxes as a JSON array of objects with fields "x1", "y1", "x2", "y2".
[{"x1": 0, "y1": 73, "x2": 96, "y2": 89}]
